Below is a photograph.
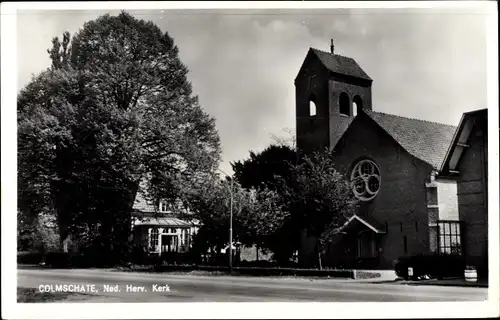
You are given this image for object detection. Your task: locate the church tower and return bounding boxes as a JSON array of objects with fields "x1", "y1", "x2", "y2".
[{"x1": 295, "y1": 40, "x2": 373, "y2": 154}]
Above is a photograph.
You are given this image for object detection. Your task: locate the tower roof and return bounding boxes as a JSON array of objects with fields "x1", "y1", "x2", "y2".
[{"x1": 310, "y1": 48, "x2": 372, "y2": 81}]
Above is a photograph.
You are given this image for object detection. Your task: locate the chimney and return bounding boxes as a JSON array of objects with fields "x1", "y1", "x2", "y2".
[{"x1": 330, "y1": 39, "x2": 334, "y2": 54}]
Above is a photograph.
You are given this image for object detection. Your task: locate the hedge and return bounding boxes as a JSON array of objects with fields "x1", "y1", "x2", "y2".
[
  {"x1": 17, "y1": 251, "x2": 354, "y2": 279},
  {"x1": 152, "y1": 264, "x2": 354, "y2": 278},
  {"x1": 17, "y1": 251, "x2": 44, "y2": 265},
  {"x1": 395, "y1": 253, "x2": 466, "y2": 279}
]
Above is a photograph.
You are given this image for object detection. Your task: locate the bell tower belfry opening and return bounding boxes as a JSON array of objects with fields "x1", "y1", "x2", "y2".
[{"x1": 295, "y1": 40, "x2": 373, "y2": 154}]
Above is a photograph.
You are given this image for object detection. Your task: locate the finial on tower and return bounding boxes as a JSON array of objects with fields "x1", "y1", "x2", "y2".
[{"x1": 330, "y1": 39, "x2": 334, "y2": 54}]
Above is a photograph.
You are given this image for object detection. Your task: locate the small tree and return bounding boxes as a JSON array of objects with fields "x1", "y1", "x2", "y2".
[
  {"x1": 237, "y1": 187, "x2": 289, "y2": 258},
  {"x1": 231, "y1": 143, "x2": 299, "y2": 264},
  {"x1": 182, "y1": 176, "x2": 288, "y2": 261},
  {"x1": 281, "y1": 151, "x2": 358, "y2": 269}
]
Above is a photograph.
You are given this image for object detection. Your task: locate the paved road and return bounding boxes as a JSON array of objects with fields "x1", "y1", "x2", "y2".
[{"x1": 18, "y1": 268, "x2": 488, "y2": 302}]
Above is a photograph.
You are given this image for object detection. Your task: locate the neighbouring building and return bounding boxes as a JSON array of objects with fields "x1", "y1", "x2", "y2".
[
  {"x1": 439, "y1": 108, "x2": 488, "y2": 276},
  {"x1": 131, "y1": 190, "x2": 199, "y2": 255},
  {"x1": 295, "y1": 41, "x2": 488, "y2": 271}
]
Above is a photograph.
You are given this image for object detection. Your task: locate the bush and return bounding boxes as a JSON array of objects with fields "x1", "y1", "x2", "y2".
[
  {"x1": 160, "y1": 252, "x2": 192, "y2": 265},
  {"x1": 237, "y1": 260, "x2": 278, "y2": 268},
  {"x1": 232, "y1": 267, "x2": 354, "y2": 278},
  {"x1": 151, "y1": 264, "x2": 354, "y2": 278},
  {"x1": 395, "y1": 253, "x2": 466, "y2": 279},
  {"x1": 43, "y1": 252, "x2": 72, "y2": 268},
  {"x1": 18, "y1": 251, "x2": 44, "y2": 265}
]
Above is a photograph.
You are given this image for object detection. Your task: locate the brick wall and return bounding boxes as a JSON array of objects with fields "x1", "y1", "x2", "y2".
[
  {"x1": 295, "y1": 53, "x2": 331, "y2": 154},
  {"x1": 299, "y1": 114, "x2": 434, "y2": 269},
  {"x1": 456, "y1": 116, "x2": 488, "y2": 269}
]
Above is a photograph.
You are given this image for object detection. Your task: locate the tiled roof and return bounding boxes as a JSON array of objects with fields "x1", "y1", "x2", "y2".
[
  {"x1": 331, "y1": 116, "x2": 354, "y2": 150},
  {"x1": 132, "y1": 190, "x2": 157, "y2": 213},
  {"x1": 363, "y1": 110, "x2": 457, "y2": 169},
  {"x1": 131, "y1": 185, "x2": 191, "y2": 224},
  {"x1": 310, "y1": 48, "x2": 372, "y2": 81}
]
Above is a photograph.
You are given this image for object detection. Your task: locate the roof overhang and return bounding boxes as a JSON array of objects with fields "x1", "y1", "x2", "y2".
[
  {"x1": 439, "y1": 108, "x2": 487, "y2": 175},
  {"x1": 133, "y1": 217, "x2": 193, "y2": 227}
]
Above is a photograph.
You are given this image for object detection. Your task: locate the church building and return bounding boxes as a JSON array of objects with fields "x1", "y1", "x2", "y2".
[{"x1": 295, "y1": 41, "x2": 488, "y2": 272}]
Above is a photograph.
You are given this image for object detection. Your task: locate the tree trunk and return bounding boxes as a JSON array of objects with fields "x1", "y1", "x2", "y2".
[
  {"x1": 256, "y1": 244, "x2": 259, "y2": 261},
  {"x1": 317, "y1": 241, "x2": 323, "y2": 270}
]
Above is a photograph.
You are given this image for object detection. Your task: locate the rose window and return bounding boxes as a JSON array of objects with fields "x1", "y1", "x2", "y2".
[{"x1": 350, "y1": 159, "x2": 381, "y2": 201}]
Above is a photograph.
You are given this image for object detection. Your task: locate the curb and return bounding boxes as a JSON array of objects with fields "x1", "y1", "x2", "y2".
[{"x1": 398, "y1": 280, "x2": 488, "y2": 288}]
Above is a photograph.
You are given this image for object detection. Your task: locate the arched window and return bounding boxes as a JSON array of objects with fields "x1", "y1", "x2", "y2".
[
  {"x1": 350, "y1": 159, "x2": 381, "y2": 201},
  {"x1": 353, "y1": 95, "x2": 363, "y2": 115},
  {"x1": 309, "y1": 95, "x2": 317, "y2": 116},
  {"x1": 339, "y1": 92, "x2": 350, "y2": 116}
]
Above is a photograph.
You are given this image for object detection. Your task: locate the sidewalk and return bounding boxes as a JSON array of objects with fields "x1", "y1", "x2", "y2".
[{"x1": 398, "y1": 278, "x2": 488, "y2": 288}]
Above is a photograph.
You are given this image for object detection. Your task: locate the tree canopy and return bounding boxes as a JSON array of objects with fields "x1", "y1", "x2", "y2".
[
  {"x1": 17, "y1": 12, "x2": 221, "y2": 262},
  {"x1": 231, "y1": 144, "x2": 297, "y2": 193}
]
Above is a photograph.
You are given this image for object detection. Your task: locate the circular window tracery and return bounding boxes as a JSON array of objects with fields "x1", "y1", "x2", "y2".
[{"x1": 350, "y1": 159, "x2": 381, "y2": 201}]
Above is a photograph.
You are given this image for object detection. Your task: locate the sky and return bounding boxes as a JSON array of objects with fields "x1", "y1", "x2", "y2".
[{"x1": 16, "y1": 7, "x2": 490, "y2": 175}]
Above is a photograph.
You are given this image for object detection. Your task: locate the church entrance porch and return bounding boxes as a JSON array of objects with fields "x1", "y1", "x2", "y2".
[{"x1": 325, "y1": 215, "x2": 386, "y2": 269}]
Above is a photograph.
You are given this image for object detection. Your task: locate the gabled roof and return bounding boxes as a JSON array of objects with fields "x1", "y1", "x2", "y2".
[
  {"x1": 132, "y1": 190, "x2": 157, "y2": 213},
  {"x1": 310, "y1": 48, "x2": 372, "y2": 81},
  {"x1": 363, "y1": 110, "x2": 457, "y2": 169},
  {"x1": 439, "y1": 108, "x2": 487, "y2": 174},
  {"x1": 337, "y1": 215, "x2": 386, "y2": 234},
  {"x1": 132, "y1": 186, "x2": 188, "y2": 216}
]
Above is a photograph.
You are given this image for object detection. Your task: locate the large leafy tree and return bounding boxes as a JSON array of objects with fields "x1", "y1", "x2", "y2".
[
  {"x1": 17, "y1": 12, "x2": 221, "y2": 262},
  {"x1": 280, "y1": 151, "x2": 359, "y2": 269}
]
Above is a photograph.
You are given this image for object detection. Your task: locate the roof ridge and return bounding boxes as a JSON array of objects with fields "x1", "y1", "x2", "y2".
[
  {"x1": 365, "y1": 110, "x2": 456, "y2": 128},
  {"x1": 310, "y1": 47, "x2": 354, "y2": 60}
]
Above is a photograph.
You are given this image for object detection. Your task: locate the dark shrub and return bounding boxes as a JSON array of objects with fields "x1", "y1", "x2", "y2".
[
  {"x1": 129, "y1": 244, "x2": 149, "y2": 265},
  {"x1": 478, "y1": 255, "x2": 488, "y2": 279},
  {"x1": 160, "y1": 252, "x2": 192, "y2": 265},
  {"x1": 43, "y1": 252, "x2": 72, "y2": 268},
  {"x1": 237, "y1": 260, "x2": 278, "y2": 268},
  {"x1": 17, "y1": 251, "x2": 44, "y2": 265},
  {"x1": 147, "y1": 253, "x2": 162, "y2": 266},
  {"x1": 232, "y1": 267, "x2": 354, "y2": 278},
  {"x1": 395, "y1": 254, "x2": 466, "y2": 280},
  {"x1": 394, "y1": 256, "x2": 410, "y2": 278}
]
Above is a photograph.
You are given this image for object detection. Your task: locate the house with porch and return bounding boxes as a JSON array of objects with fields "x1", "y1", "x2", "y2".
[
  {"x1": 294, "y1": 42, "x2": 485, "y2": 270},
  {"x1": 131, "y1": 191, "x2": 199, "y2": 255}
]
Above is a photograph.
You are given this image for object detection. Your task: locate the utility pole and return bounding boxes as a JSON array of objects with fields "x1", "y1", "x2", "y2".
[
  {"x1": 218, "y1": 168, "x2": 234, "y2": 273},
  {"x1": 229, "y1": 177, "x2": 233, "y2": 273}
]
